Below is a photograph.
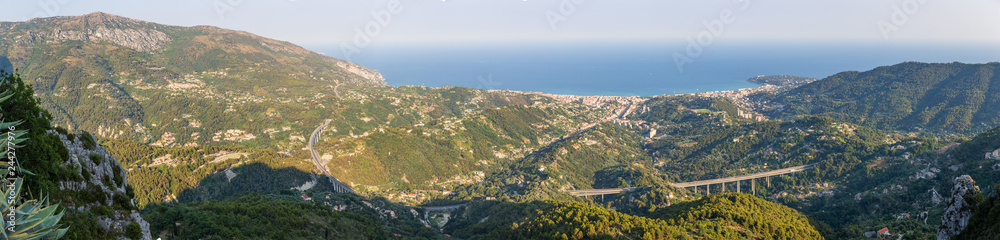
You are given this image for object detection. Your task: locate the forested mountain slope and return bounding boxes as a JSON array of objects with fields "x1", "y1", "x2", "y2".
[
  {"x1": 768, "y1": 62, "x2": 1000, "y2": 134},
  {"x1": 0, "y1": 12, "x2": 573, "y2": 153},
  {"x1": 0, "y1": 12, "x2": 383, "y2": 144},
  {"x1": 442, "y1": 193, "x2": 823, "y2": 239},
  {"x1": 0, "y1": 13, "x2": 636, "y2": 203},
  {"x1": 10, "y1": 12, "x2": 1000, "y2": 240},
  {"x1": 2, "y1": 72, "x2": 150, "y2": 239}
]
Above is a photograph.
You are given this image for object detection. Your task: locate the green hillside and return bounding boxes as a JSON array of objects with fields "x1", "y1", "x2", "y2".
[
  {"x1": 9, "y1": 12, "x2": 1000, "y2": 240},
  {"x1": 655, "y1": 193, "x2": 824, "y2": 239},
  {"x1": 1, "y1": 71, "x2": 150, "y2": 239},
  {"x1": 0, "y1": 12, "x2": 574, "y2": 153},
  {"x1": 101, "y1": 95, "x2": 607, "y2": 207},
  {"x1": 0, "y1": 12, "x2": 381, "y2": 143},
  {"x1": 101, "y1": 137, "x2": 323, "y2": 208},
  {"x1": 770, "y1": 62, "x2": 1000, "y2": 134},
  {"x1": 1, "y1": 12, "x2": 627, "y2": 204},
  {"x1": 443, "y1": 193, "x2": 822, "y2": 239},
  {"x1": 143, "y1": 193, "x2": 408, "y2": 239}
]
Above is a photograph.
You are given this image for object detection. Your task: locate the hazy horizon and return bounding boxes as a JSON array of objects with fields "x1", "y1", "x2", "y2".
[
  {"x1": 305, "y1": 41, "x2": 1000, "y2": 96},
  {"x1": 3, "y1": 1, "x2": 999, "y2": 96},
  {"x1": 2, "y1": 1, "x2": 998, "y2": 46}
]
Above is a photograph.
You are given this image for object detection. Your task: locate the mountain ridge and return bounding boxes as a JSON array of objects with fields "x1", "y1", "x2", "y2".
[
  {"x1": 0, "y1": 13, "x2": 642, "y2": 208},
  {"x1": 766, "y1": 61, "x2": 1000, "y2": 134},
  {"x1": 6, "y1": 12, "x2": 1000, "y2": 239},
  {"x1": 0, "y1": 11, "x2": 390, "y2": 145}
]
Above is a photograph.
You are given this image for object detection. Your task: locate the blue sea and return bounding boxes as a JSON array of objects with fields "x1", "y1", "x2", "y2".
[{"x1": 308, "y1": 41, "x2": 1000, "y2": 97}]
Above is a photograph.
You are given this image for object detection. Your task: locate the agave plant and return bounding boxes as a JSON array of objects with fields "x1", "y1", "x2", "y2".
[{"x1": 0, "y1": 89, "x2": 68, "y2": 240}]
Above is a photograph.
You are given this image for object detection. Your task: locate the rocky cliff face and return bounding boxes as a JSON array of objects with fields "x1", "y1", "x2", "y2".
[
  {"x1": 938, "y1": 175, "x2": 981, "y2": 240},
  {"x1": 49, "y1": 26, "x2": 170, "y2": 53},
  {"x1": 2, "y1": 12, "x2": 171, "y2": 53},
  {"x1": 334, "y1": 59, "x2": 386, "y2": 85},
  {"x1": 53, "y1": 130, "x2": 152, "y2": 240}
]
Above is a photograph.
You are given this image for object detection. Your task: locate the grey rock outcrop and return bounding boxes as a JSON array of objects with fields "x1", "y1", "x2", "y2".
[
  {"x1": 937, "y1": 175, "x2": 981, "y2": 240},
  {"x1": 97, "y1": 211, "x2": 151, "y2": 240},
  {"x1": 43, "y1": 12, "x2": 171, "y2": 53},
  {"x1": 49, "y1": 26, "x2": 170, "y2": 53},
  {"x1": 334, "y1": 60, "x2": 386, "y2": 85},
  {"x1": 6, "y1": 12, "x2": 173, "y2": 53},
  {"x1": 52, "y1": 130, "x2": 152, "y2": 240}
]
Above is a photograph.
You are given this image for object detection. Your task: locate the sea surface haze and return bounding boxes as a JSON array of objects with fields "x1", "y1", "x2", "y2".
[{"x1": 309, "y1": 41, "x2": 1000, "y2": 97}]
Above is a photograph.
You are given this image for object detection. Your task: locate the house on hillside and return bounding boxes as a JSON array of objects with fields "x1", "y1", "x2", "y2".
[
  {"x1": 863, "y1": 228, "x2": 891, "y2": 238},
  {"x1": 985, "y1": 148, "x2": 1000, "y2": 160}
]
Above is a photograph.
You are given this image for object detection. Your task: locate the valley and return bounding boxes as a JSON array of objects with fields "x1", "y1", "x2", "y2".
[{"x1": 0, "y1": 12, "x2": 998, "y2": 240}]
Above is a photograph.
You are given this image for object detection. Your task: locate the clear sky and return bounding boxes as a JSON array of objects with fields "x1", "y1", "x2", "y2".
[{"x1": 1, "y1": 0, "x2": 998, "y2": 47}]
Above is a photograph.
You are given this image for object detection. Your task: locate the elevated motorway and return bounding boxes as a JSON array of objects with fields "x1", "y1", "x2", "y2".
[
  {"x1": 565, "y1": 164, "x2": 814, "y2": 197},
  {"x1": 309, "y1": 119, "x2": 354, "y2": 193}
]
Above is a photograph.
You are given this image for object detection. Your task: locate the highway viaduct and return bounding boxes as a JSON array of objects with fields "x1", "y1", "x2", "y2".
[{"x1": 565, "y1": 164, "x2": 815, "y2": 197}]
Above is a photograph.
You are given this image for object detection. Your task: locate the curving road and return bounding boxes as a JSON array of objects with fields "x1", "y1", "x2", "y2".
[
  {"x1": 565, "y1": 164, "x2": 815, "y2": 196},
  {"x1": 564, "y1": 188, "x2": 638, "y2": 197},
  {"x1": 309, "y1": 119, "x2": 354, "y2": 193},
  {"x1": 423, "y1": 202, "x2": 470, "y2": 211}
]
